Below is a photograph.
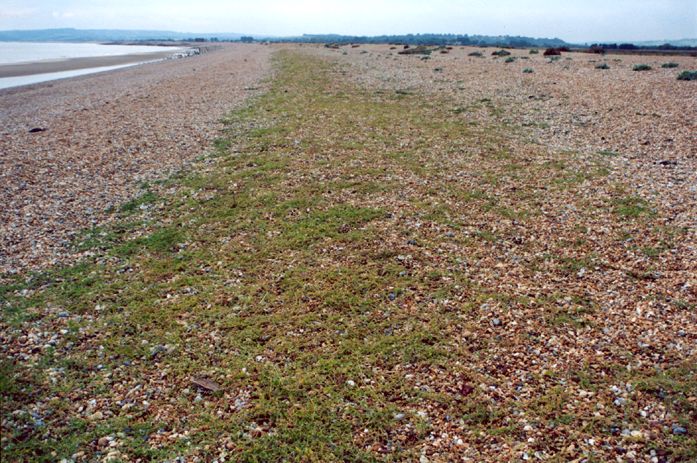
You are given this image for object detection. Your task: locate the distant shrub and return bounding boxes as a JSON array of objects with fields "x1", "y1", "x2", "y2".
[
  {"x1": 595, "y1": 63, "x2": 610, "y2": 69},
  {"x1": 661, "y1": 62, "x2": 679, "y2": 68},
  {"x1": 399, "y1": 45, "x2": 432, "y2": 56},
  {"x1": 505, "y1": 57, "x2": 516, "y2": 63},
  {"x1": 548, "y1": 56, "x2": 561, "y2": 62},
  {"x1": 677, "y1": 70, "x2": 697, "y2": 81},
  {"x1": 529, "y1": 49, "x2": 539, "y2": 54},
  {"x1": 492, "y1": 49, "x2": 511, "y2": 57},
  {"x1": 468, "y1": 51, "x2": 483, "y2": 57},
  {"x1": 523, "y1": 68, "x2": 534, "y2": 73},
  {"x1": 544, "y1": 48, "x2": 562, "y2": 56},
  {"x1": 632, "y1": 64, "x2": 652, "y2": 71}
]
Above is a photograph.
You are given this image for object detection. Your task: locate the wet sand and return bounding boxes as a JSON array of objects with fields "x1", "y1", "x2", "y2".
[{"x1": 0, "y1": 50, "x2": 179, "y2": 77}]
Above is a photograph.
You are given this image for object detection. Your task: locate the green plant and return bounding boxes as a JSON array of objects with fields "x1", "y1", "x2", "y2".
[
  {"x1": 595, "y1": 63, "x2": 610, "y2": 70},
  {"x1": 523, "y1": 68, "x2": 534, "y2": 73},
  {"x1": 529, "y1": 49, "x2": 539, "y2": 54},
  {"x1": 632, "y1": 64, "x2": 652, "y2": 71},
  {"x1": 492, "y1": 49, "x2": 511, "y2": 57},
  {"x1": 505, "y1": 57, "x2": 516, "y2": 63},
  {"x1": 468, "y1": 51, "x2": 483, "y2": 57},
  {"x1": 677, "y1": 70, "x2": 697, "y2": 81},
  {"x1": 661, "y1": 62, "x2": 679, "y2": 68}
]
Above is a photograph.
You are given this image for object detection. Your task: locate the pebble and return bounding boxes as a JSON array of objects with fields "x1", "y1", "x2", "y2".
[
  {"x1": 672, "y1": 424, "x2": 687, "y2": 435},
  {"x1": 491, "y1": 318, "x2": 502, "y2": 327}
]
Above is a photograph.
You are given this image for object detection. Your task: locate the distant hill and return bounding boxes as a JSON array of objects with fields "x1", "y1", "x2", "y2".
[
  {"x1": 0, "y1": 28, "x2": 246, "y2": 42},
  {"x1": 0, "y1": 29, "x2": 571, "y2": 47}
]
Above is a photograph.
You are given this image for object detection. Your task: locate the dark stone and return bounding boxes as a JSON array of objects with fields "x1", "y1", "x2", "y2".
[{"x1": 29, "y1": 127, "x2": 46, "y2": 133}]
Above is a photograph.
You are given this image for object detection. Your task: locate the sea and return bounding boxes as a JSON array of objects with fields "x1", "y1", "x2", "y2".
[{"x1": 0, "y1": 42, "x2": 183, "y2": 90}]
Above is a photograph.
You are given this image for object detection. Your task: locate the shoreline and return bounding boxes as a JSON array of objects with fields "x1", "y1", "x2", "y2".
[
  {"x1": 0, "y1": 50, "x2": 181, "y2": 78},
  {"x1": 0, "y1": 43, "x2": 273, "y2": 273}
]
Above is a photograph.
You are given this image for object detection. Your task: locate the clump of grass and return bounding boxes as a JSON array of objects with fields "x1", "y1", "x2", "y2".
[
  {"x1": 504, "y1": 57, "x2": 516, "y2": 63},
  {"x1": 468, "y1": 51, "x2": 483, "y2": 57},
  {"x1": 523, "y1": 68, "x2": 534, "y2": 73},
  {"x1": 677, "y1": 70, "x2": 697, "y2": 81},
  {"x1": 632, "y1": 64, "x2": 652, "y2": 71},
  {"x1": 492, "y1": 49, "x2": 511, "y2": 57},
  {"x1": 595, "y1": 63, "x2": 610, "y2": 70},
  {"x1": 120, "y1": 190, "x2": 160, "y2": 213},
  {"x1": 614, "y1": 196, "x2": 654, "y2": 218},
  {"x1": 661, "y1": 62, "x2": 679, "y2": 68},
  {"x1": 529, "y1": 49, "x2": 539, "y2": 54}
]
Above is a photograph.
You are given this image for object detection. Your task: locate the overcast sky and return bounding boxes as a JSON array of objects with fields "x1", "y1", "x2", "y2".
[{"x1": 1, "y1": 0, "x2": 695, "y2": 42}]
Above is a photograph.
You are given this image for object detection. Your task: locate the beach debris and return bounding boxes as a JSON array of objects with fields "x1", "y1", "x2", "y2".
[{"x1": 191, "y1": 377, "x2": 222, "y2": 393}]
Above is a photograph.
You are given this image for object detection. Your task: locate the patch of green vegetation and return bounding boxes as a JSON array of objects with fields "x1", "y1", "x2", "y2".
[
  {"x1": 661, "y1": 62, "x2": 679, "y2": 69},
  {"x1": 523, "y1": 68, "x2": 534, "y2": 73},
  {"x1": 595, "y1": 63, "x2": 610, "y2": 70},
  {"x1": 632, "y1": 64, "x2": 652, "y2": 72},
  {"x1": 677, "y1": 70, "x2": 697, "y2": 81},
  {"x1": 613, "y1": 196, "x2": 654, "y2": 218},
  {"x1": 120, "y1": 190, "x2": 160, "y2": 213},
  {"x1": 492, "y1": 49, "x2": 511, "y2": 57}
]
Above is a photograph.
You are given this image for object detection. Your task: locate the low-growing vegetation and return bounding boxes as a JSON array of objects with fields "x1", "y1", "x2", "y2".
[
  {"x1": 491, "y1": 49, "x2": 511, "y2": 57},
  {"x1": 677, "y1": 70, "x2": 697, "y2": 81},
  {"x1": 2, "y1": 47, "x2": 695, "y2": 463}
]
